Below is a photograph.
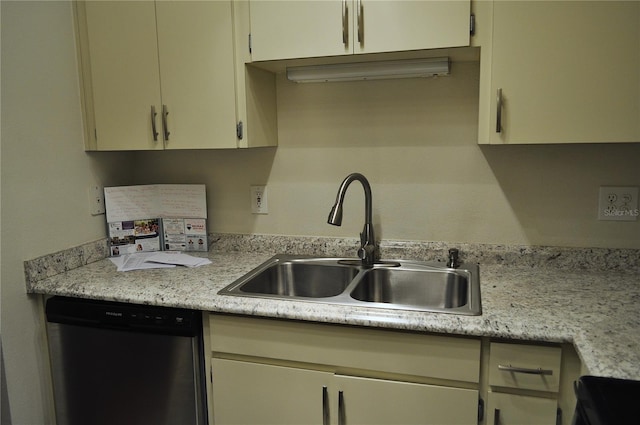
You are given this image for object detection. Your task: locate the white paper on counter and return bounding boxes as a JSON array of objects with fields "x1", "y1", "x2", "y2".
[
  {"x1": 145, "y1": 252, "x2": 212, "y2": 268},
  {"x1": 110, "y1": 252, "x2": 211, "y2": 272}
]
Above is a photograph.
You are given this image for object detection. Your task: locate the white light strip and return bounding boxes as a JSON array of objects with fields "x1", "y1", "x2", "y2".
[{"x1": 286, "y1": 57, "x2": 450, "y2": 83}]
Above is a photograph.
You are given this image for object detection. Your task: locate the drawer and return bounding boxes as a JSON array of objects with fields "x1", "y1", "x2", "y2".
[
  {"x1": 489, "y1": 342, "x2": 561, "y2": 392},
  {"x1": 210, "y1": 314, "x2": 481, "y2": 383}
]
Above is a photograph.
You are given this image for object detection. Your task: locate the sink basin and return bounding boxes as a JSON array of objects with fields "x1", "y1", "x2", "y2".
[
  {"x1": 350, "y1": 268, "x2": 469, "y2": 309},
  {"x1": 236, "y1": 261, "x2": 358, "y2": 298},
  {"x1": 219, "y1": 255, "x2": 481, "y2": 315}
]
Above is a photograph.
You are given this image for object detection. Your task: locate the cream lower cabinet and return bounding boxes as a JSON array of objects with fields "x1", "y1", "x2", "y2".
[
  {"x1": 209, "y1": 314, "x2": 481, "y2": 425},
  {"x1": 485, "y1": 342, "x2": 564, "y2": 425},
  {"x1": 211, "y1": 359, "x2": 330, "y2": 425},
  {"x1": 486, "y1": 392, "x2": 558, "y2": 425},
  {"x1": 249, "y1": 0, "x2": 471, "y2": 61},
  {"x1": 212, "y1": 359, "x2": 478, "y2": 425},
  {"x1": 478, "y1": 1, "x2": 640, "y2": 144}
]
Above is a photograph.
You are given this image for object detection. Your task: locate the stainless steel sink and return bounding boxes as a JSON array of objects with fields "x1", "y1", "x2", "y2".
[
  {"x1": 218, "y1": 255, "x2": 481, "y2": 315},
  {"x1": 350, "y1": 268, "x2": 469, "y2": 309},
  {"x1": 236, "y1": 261, "x2": 358, "y2": 298}
]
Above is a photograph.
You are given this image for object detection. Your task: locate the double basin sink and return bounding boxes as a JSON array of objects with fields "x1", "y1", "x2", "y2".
[{"x1": 219, "y1": 254, "x2": 481, "y2": 315}]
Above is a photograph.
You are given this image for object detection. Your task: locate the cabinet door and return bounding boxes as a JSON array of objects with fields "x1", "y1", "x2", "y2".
[
  {"x1": 84, "y1": 1, "x2": 163, "y2": 150},
  {"x1": 250, "y1": 0, "x2": 349, "y2": 61},
  {"x1": 211, "y1": 358, "x2": 332, "y2": 425},
  {"x1": 354, "y1": 1, "x2": 470, "y2": 55},
  {"x1": 249, "y1": 1, "x2": 471, "y2": 61},
  {"x1": 155, "y1": 1, "x2": 238, "y2": 149},
  {"x1": 487, "y1": 1, "x2": 640, "y2": 144},
  {"x1": 335, "y1": 375, "x2": 478, "y2": 425},
  {"x1": 486, "y1": 391, "x2": 558, "y2": 425}
]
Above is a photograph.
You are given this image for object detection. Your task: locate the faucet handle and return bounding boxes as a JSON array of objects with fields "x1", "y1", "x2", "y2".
[{"x1": 447, "y1": 248, "x2": 459, "y2": 268}]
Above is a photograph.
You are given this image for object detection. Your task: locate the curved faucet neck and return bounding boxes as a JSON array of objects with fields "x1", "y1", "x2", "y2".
[
  {"x1": 334, "y1": 173, "x2": 373, "y2": 225},
  {"x1": 328, "y1": 173, "x2": 376, "y2": 266}
]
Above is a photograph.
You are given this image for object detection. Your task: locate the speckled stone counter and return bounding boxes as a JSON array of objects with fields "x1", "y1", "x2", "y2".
[{"x1": 26, "y1": 234, "x2": 640, "y2": 381}]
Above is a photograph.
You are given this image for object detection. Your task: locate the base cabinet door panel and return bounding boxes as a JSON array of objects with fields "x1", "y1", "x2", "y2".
[
  {"x1": 211, "y1": 358, "x2": 331, "y2": 425},
  {"x1": 211, "y1": 359, "x2": 479, "y2": 425},
  {"x1": 335, "y1": 375, "x2": 479, "y2": 425},
  {"x1": 486, "y1": 392, "x2": 558, "y2": 425}
]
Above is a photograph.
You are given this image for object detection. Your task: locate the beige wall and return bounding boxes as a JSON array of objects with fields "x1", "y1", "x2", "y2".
[
  {"x1": 1, "y1": 2, "x2": 132, "y2": 423},
  {"x1": 135, "y1": 63, "x2": 640, "y2": 249}
]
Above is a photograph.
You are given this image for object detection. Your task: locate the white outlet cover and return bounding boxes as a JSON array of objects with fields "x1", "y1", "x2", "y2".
[
  {"x1": 251, "y1": 185, "x2": 268, "y2": 214},
  {"x1": 598, "y1": 186, "x2": 639, "y2": 221},
  {"x1": 89, "y1": 185, "x2": 105, "y2": 215}
]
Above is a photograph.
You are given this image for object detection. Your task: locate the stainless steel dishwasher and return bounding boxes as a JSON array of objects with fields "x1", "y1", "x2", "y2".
[{"x1": 46, "y1": 296, "x2": 207, "y2": 425}]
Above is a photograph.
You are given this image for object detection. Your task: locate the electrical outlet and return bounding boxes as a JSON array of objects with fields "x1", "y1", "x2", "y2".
[
  {"x1": 598, "y1": 186, "x2": 639, "y2": 221},
  {"x1": 89, "y1": 184, "x2": 105, "y2": 215},
  {"x1": 251, "y1": 185, "x2": 268, "y2": 214}
]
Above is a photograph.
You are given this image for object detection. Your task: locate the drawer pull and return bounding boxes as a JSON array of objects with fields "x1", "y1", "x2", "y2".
[
  {"x1": 356, "y1": 0, "x2": 363, "y2": 44},
  {"x1": 342, "y1": 0, "x2": 348, "y2": 46},
  {"x1": 498, "y1": 364, "x2": 553, "y2": 376},
  {"x1": 322, "y1": 386, "x2": 329, "y2": 425},
  {"x1": 496, "y1": 88, "x2": 503, "y2": 133},
  {"x1": 150, "y1": 105, "x2": 159, "y2": 141},
  {"x1": 338, "y1": 390, "x2": 345, "y2": 425},
  {"x1": 161, "y1": 104, "x2": 170, "y2": 142}
]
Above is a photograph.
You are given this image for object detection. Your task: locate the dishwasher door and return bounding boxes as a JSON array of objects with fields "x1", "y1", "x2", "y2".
[{"x1": 46, "y1": 296, "x2": 207, "y2": 425}]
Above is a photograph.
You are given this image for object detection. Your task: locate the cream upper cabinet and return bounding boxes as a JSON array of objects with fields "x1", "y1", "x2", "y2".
[
  {"x1": 154, "y1": 2, "x2": 237, "y2": 150},
  {"x1": 77, "y1": 1, "x2": 242, "y2": 150},
  {"x1": 479, "y1": 1, "x2": 640, "y2": 144},
  {"x1": 79, "y1": 2, "x2": 163, "y2": 150},
  {"x1": 249, "y1": 0, "x2": 471, "y2": 62}
]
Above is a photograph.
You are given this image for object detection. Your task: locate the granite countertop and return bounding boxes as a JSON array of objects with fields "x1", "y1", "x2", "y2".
[{"x1": 26, "y1": 235, "x2": 640, "y2": 381}]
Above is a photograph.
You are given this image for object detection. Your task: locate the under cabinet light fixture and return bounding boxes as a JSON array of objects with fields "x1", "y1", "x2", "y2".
[{"x1": 286, "y1": 57, "x2": 450, "y2": 83}]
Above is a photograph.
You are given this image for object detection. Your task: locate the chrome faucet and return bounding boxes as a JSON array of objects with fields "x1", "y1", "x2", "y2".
[{"x1": 328, "y1": 173, "x2": 377, "y2": 267}]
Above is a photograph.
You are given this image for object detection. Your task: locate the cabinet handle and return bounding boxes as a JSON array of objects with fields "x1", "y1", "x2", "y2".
[
  {"x1": 498, "y1": 364, "x2": 553, "y2": 376},
  {"x1": 357, "y1": 0, "x2": 363, "y2": 44},
  {"x1": 161, "y1": 104, "x2": 170, "y2": 142},
  {"x1": 322, "y1": 386, "x2": 329, "y2": 425},
  {"x1": 496, "y1": 88, "x2": 503, "y2": 133},
  {"x1": 494, "y1": 408, "x2": 500, "y2": 425},
  {"x1": 150, "y1": 105, "x2": 159, "y2": 141},
  {"x1": 342, "y1": 0, "x2": 348, "y2": 46},
  {"x1": 338, "y1": 390, "x2": 345, "y2": 425}
]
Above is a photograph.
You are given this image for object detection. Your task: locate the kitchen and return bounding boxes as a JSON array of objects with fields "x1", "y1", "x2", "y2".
[{"x1": 2, "y1": 1, "x2": 640, "y2": 424}]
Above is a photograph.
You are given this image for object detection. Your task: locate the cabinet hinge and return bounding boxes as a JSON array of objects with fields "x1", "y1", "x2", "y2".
[
  {"x1": 236, "y1": 121, "x2": 244, "y2": 140},
  {"x1": 248, "y1": 33, "x2": 252, "y2": 54},
  {"x1": 94, "y1": 128, "x2": 98, "y2": 141},
  {"x1": 477, "y1": 398, "x2": 484, "y2": 422},
  {"x1": 470, "y1": 14, "x2": 476, "y2": 36}
]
